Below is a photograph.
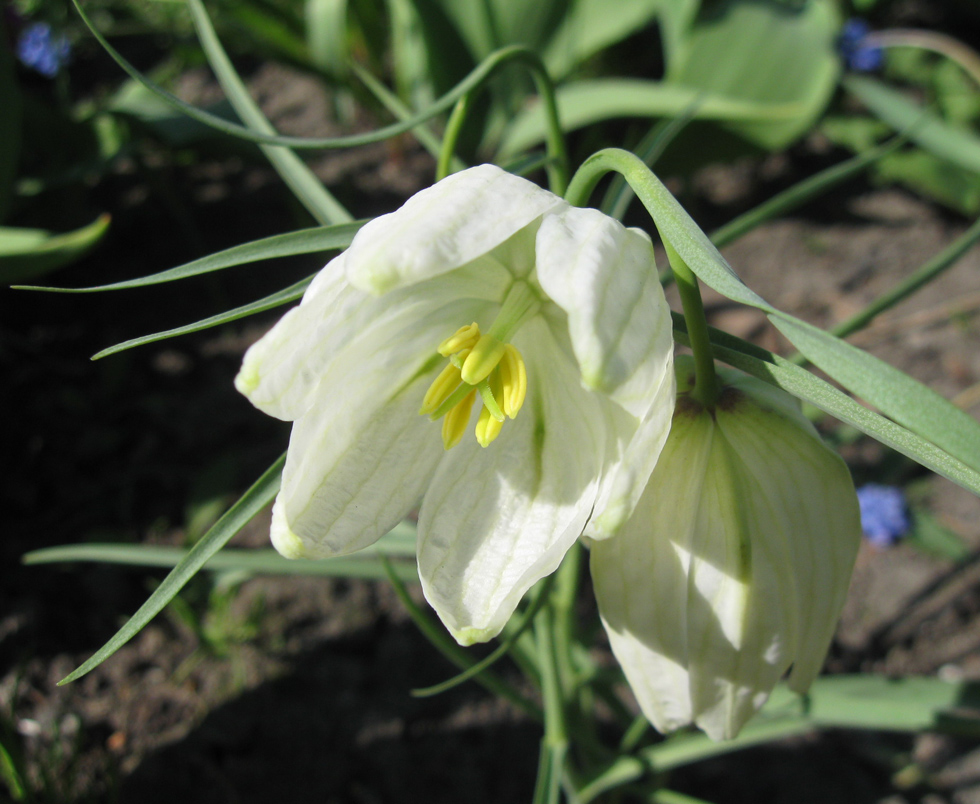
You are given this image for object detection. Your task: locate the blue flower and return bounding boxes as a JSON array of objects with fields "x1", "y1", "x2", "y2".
[
  {"x1": 838, "y1": 19, "x2": 884, "y2": 73},
  {"x1": 17, "y1": 22, "x2": 71, "y2": 78},
  {"x1": 856, "y1": 484, "x2": 909, "y2": 547}
]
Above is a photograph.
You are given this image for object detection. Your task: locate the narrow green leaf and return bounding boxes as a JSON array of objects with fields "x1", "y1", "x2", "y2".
[
  {"x1": 770, "y1": 314, "x2": 980, "y2": 474},
  {"x1": 69, "y1": 0, "x2": 539, "y2": 152},
  {"x1": 710, "y1": 136, "x2": 905, "y2": 249},
  {"x1": 0, "y1": 214, "x2": 111, "y2": 285},
  {"x1": 91, "y1": 276, "x2": 312, "y2": 359},
  {"x1": 411, "y1": 574, "x2": 553, "y2": 697},
  {"x1": 185, "y1": 0, "x2": 351, "y2": 225},
  {"x1": 500, "y1": 79, "x2": 807, "y2": 157},
  {"x1": 22, "y1": 524, "x2": 419, "y2": 581},
  {"x1": 845, "y1": 75, "x2": 980, "y2": 175},
  {"x1": 672, "y1": 314, "x2": 980, "y2": 496},
  {"x1": 382, "y1": 557, "x2": 543, "y2": 721},
  {"x1": 770, "y1": 675, "x2": 980, "y2": 733},
  {"x1": 571, "y1": 149, "x2": 980, "y2": 482},
  {"x1": 51, "y1": 454, "x2": 285, "y2": 685},
  {"x1": 306, "y1": 0, "x2": 349, "y2": 75},
  {"x1": 16, "y1": 222, "x2": 362, "y2": 292},
  {"x1": 351, "y1": 62, "x2": 456, "y2": 166}
]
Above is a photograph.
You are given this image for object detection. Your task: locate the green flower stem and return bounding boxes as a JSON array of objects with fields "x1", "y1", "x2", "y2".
[
  {"x1": 532, "y1": 602, "x2": 569, "y2": 804},
  {"x1": 436, "y1": 94, "x2": 474, "y2": 181},
  {"x1": 381, "y1": 558, "x2": 542, "y2": 721},
  {"x1": 830, "y1": 214, "x2": 980, "y2": 341},
  {"x1": 566, "y1": 149, "x2": 718, "y2": 407},
  {"x1": 411, "y1": 574, "x2": 553, "y2": 697},
  {"x1": 666, "y1": 241, "x2": 718, "y2": 407},
  {"x1": 433, "y1": 50, "x2": 568, "y2": 193}
]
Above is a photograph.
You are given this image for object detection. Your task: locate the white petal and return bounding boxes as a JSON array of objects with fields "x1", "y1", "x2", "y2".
[
  {"x1": 535, "y1": 206, "x2": 674, "y2": 417},
  {"x1": 685, "y1": 421, "x2": 798, "y2": 740},
  {"x1": 715, "y1": 390, "x2": 860, "y2": 694},
  {"x1": 586, "y1": 358, "x2": 675, "y2": 540},
  {"x1": 271, "y1": 290, "x2": 499, "y2": 557},
  {"x1": 417, "y1": 318, "x2": 606, "y2": 645},
  {"x1": 273, "y1": 372, "x2": 445, "y2": 558},
  {"x1": 344, "y1": 165, "x2": 565, "y2": 295},
  {"x1": 591, "y1": 411, "x2": 713, "y2": 734},
  {"x1": 236, "y1": 255, "x2": 507, "y2": 422}
]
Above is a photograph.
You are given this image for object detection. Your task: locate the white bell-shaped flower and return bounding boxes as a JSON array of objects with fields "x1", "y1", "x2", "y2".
[
  {"x1": 236, "y1": 165, "x2": 676, "y2": 646},
  {"x1": 591, "y1": 355, "x2": 861, "y2": 740}
]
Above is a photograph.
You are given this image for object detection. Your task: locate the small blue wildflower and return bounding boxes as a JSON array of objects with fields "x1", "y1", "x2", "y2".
[
  {"x1": 17, "y1": 22, "x2": 71, "y2": 78},
  {"x1": 856, "y1": 484, "x2": 909, "y2": 548},
  {"x1": 838, "y1": 19, "x2": 884, "y2": 72}
]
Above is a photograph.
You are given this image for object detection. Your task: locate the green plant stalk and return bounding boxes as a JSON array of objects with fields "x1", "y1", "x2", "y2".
[
  {"x1": 665, "y1": 240, "x2": 719, "y2": 407},
  {"x1": 185, "y1": 0, "x2": 351, "y2": 225},
  {"x1": 381, "y1": 558, "x2": 543, "y2": 721},
  {"x1": 410, "y1": 573, "x2": 554, "y2": 697},
  {"x1": 351, "y1": 62, "x2": 465, "y2": 172},
  {"x1": 437, "y1": 94, "x2": 474, "y2": 180},
  {"x1": 435, "y1": 54, "x2": 568, "y2": 193},
  {"x1": 73, "y1": 0, "x2": 559, "y2": 158},
  {"x1": 830, "y1": 214, "x2": 980, "y2": 340},
  {"x1": 709, "y1": 137, "x2": 905, "y2": 250},
  {"x1": 532, "y1": 602, "x2": 569, "y2": 804},
  {"x1": 566, "y1": 149, "x2": 718, "y2": 406}
]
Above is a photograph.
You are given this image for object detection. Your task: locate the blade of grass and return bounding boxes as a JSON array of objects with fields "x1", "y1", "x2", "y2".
[
  {"x1": 16, "y1": 222, "x2": 363, "y2": 292},
  {"x1": 381, "y1": 557, "x2": 542, "y2": 721},
  {"x1": 91, "y1": 275, "x2": 312, "y2": 359},
  {"x1": 50, "y1": 454, "x2": 285, "y2": 685},
  {"x1": 671, "y1": 313, "x2": 980, "y2": 496},
  {"x1": 185, "y1": 0, "x2": 351, "y2": 224}
]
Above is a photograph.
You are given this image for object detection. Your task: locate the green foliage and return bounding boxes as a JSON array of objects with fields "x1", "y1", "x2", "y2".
[{"x1": 0, "y1": 215, "x2": 110, "y2": 284}]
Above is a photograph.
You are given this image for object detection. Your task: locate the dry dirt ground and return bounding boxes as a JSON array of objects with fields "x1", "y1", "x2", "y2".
[{"x1": 4, "y1": 63, "x2": 980, "y2": 804}]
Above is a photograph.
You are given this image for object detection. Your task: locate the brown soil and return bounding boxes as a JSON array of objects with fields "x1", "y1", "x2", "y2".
[{"x1": 4, "y1": 61, "x2": 980, "y2": 804}]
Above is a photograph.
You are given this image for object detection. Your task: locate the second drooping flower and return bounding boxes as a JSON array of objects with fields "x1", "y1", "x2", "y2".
[{"x1": 236, "y1": 165, "x2": 676, "y2": 646}]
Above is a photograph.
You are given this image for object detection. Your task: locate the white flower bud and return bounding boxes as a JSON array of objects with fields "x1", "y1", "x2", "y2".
[{"x1": 591, "y1": 355, "x2": 861, "y2": 740}]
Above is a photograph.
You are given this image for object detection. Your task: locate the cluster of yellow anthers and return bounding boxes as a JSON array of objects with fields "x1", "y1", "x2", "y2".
[{"x1": 419, "y1": 322, "x2": 527, "y2": 450}]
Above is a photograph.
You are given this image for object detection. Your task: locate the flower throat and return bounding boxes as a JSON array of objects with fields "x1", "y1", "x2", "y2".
[{"x1": 419, "y1": 281, "x2": 538, "y2": 450}]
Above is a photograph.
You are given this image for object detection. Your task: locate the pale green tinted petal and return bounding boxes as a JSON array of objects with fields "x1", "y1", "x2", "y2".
[
  {"x1": 418, "y1": 318, "x2": 606, "y2": 645},
  {"x1": 236, "y1": 255, "x2": 507, "y2": 421},
  {"x1": 274, "y1": 372, "x2": 444, "y2": 558},
  {"x1": 717, "y1": 394, "x2": 860, "y2": 693},
  {"x1": 591, "y1": 410, "x2": 713, "y2": 735},
  {"x1": 345, "y1": 165, "x2": 565, "y2": 295},
  {"x1": 686, "y1": 419, "x2": 799, "y2": 740},
  {"x1": 535, "y1": 206, "x2": 673, "y2": 417},
  {"x1": 586, "y1": 360, "x2": 675, "y2": 540}
]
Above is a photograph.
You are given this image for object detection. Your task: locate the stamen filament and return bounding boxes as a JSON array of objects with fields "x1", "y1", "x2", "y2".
[
  {"x1": 487, "y1": 280, "x2": 540, "y2": 343},
  {"x1": 429, "y1": 381, "x2": 476, "y2": 421},
  {"x1": 477, "y1": 376, "x2": 505, "y2": 423}
]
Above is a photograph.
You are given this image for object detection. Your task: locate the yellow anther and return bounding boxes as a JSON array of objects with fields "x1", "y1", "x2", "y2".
[
  {"x1": 475, "y1": 404, "x2": 504, "y2": 448},
  {"x1": 498, "y1": 344, "x2": 527, "y2": 419},
  {"x1": 420, "y1": 360, "x2": 464, "y2": 416},
  {"x1": 442, "y1": 389, "x2": 476, "y2": 450},
  {"x1": 438, "y1": 322, "x2": 481, "y2": 357},
  {"x1": 461, "y1": 334, "x2": 507, "y2": 385}
]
